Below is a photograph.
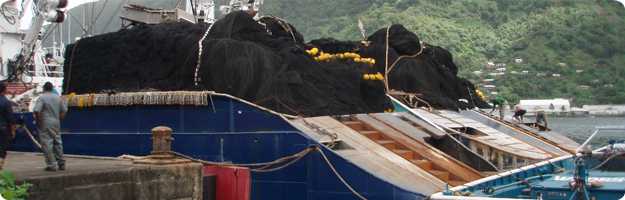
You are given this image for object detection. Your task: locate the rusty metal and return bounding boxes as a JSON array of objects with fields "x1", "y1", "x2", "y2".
[
  {"x1": 133, "y1": 126, "x2": 191, "y2": 165},
  {"x1": 151, "y1": 126, "x2": 174, "y2": 155}
]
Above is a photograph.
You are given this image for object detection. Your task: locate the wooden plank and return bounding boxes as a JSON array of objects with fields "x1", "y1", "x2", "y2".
[
  {"x1": 356, "y1": 114, "x2": 483, "y2": 182},
  {"x1": 465, "y1": 136, "x2": 550, "y2": 160},
  {"x1": 515, "y1": 123, "x2": 579, "y2": 152},
  {"x1": 287, "y1": 119, "x2": 338, "y2": 144},
  {"x1": 301, "y1": 117, "x2": 446, "y2": 193},
  {"x1": 369, "y1": 113, "x2": 431, "y2": 141},
  {"x1": 397, "y1": 112, "x2": 447, "y2": 139},
  {"x1": 433, "y1": 111, "x2": 553, "y2": 160},
  {"x1": 462, "y1": 110, "x2": 572, "y2": 156}
]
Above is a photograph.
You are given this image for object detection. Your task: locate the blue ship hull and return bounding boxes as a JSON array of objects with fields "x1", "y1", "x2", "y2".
[{"x1": 11, "y1": 95, "x2": 426, "y2": 200}]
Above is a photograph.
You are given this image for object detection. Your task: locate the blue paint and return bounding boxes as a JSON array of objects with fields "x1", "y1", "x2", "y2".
[
  {"x1": 444, "y1": 156, "x2": 625, "y2": 200},
  {"x1": 11, "y1": 95, "x2": 426, "y2": 200}
]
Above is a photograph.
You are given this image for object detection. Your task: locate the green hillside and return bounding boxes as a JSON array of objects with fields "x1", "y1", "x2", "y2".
[{"x1": 264, "y1": 0, "x2": 625, "y2": 106}]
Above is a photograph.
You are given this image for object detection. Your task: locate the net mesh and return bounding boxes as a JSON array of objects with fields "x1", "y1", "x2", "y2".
[{"x1": 63, "y1": 12, "x2": 486, "y2": 116}]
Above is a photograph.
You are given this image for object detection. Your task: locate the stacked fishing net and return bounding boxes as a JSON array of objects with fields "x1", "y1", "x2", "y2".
[
  {"x1": 63, "y1": 11, "x2": 391, "y2": 116},
  {"x1": 311, "y1": 25, "x2": 489, "y2": 110}
]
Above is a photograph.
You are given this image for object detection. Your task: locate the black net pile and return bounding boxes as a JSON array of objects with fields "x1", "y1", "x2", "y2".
[
  {"x1": 63, "y1": 12, "x2": 390, "y2": 116},
  {"x1": 63, "y1": 12, "x2": 486, "y2": 116},
  {"x1": 312, "y1": 24, "x2": 489, "y2": 110}
]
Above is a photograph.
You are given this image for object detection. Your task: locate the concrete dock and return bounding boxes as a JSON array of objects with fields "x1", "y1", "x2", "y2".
[{"x1": 4, "y1": 151, "x2": 206, "y2": 200}]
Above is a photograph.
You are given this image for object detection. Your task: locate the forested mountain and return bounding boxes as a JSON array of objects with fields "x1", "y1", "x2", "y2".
[
  {"x1": 264, "y1": 0, "x2": 625, "y2": 106},
  {"x1": 53, "y1": 0, "x2": 625, "y2": 106}
]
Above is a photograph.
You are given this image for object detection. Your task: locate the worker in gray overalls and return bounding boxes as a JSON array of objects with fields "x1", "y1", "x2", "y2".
[{"x1": 34, "y1": 82, "x2": 68, "y2": 171}]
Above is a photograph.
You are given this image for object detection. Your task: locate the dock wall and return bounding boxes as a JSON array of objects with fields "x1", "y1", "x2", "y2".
[{"x1": 19, "y1": 163, "x2": 204, "y2": 200}]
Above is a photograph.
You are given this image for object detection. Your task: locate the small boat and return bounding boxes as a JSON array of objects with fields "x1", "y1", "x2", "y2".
[{"x1": 431, "y1": 126, "x2": 625, "y2": 200}]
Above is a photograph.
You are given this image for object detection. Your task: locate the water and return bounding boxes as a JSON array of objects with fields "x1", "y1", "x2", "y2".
[{"x1": 542, "y1": 116, "x2": 625, "y2": 148}]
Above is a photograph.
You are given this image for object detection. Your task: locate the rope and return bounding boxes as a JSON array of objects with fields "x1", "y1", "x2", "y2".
[
  {"x1": 317, "y1": 147, "x2": 368, "y2": 200},
  {"x1": 172, "y1": 145, "x2": 368, "y2": 199},
  {"x1": 194, "y1": 23, "x2": 215, "y2": 86},
  {"x1": 169, "y1": 146, "x2": 316, "y2": 171},
  {"x1": 260, "y1": 16, "x2": 297, "y2": 43},
  {"x1": 19, "y1": 125, "x2": 42, "y2": 150},
  {"x1": 390, "y1": 91, "x2": 433, "y2": 111},
  {"x1": 384, "y1": 26, "x2": 390, "y2": 92},
  {"x1": 591, "y1": 152, "x2": 625, "y2": 170},
  {"x1": 383, "y1": 26, "x2": 426, "y2": 92}
]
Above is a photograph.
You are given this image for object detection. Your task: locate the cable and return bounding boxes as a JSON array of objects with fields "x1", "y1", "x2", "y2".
[
  {"x1": 101, "y1": 0, "x2": 128, "y2": 33},
  {"x1": 317, "y1": 147, "x2": 368, "y2": 200},
  {"x1": 591, "y1": 152, "x2": 625, "y2": 170},
  {"x1": 170, "y1": 146, "x2": 315, "y2": 167},
  {"x1": 88, "y1": 0, "x2": 109, "y2": 34},
  {"x1": 67, "y1": 12, "x2": 90, "y2": 36}
]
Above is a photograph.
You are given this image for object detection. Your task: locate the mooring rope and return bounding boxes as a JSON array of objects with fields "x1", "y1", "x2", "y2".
[{"x1": 165, "y1": 145, "x2": 368, "y2": 200}]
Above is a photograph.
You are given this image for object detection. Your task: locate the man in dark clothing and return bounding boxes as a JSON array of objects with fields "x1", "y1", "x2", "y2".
[
  {"x1": 513, "y1": 106, "x2": 527, "y2": 123},
  {"x1": 0, "y1": 82, "x2": 16, "y2": 169},
  {"x1": 535, "y1": 111, "x2": 548, "y2": 130}
]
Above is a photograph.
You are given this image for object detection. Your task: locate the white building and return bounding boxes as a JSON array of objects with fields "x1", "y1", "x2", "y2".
[
  {"x1": 517, "y1": 98, "x2": 571, "y2": 113},
  {"x1": 582, "y1": 105, "x2": 625, "y2": 116}
]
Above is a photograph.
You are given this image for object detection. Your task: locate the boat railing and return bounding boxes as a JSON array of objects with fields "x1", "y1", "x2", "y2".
[
  {"x1": 577, "y1": 126, "x2": 625, "y2": 154},
  {"x1": 26, "y1": 63, "x2": 64, "y2": 78}
]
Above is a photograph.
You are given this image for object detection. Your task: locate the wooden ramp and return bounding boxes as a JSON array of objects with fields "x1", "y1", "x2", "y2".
[
  {"x1": 524, "y1": 127, "x2": 579, "y2": 153},
  {"x1": 350, "y1": 114, "x2": 483, "y2": 186},
  {"x1": 473, "y1": 109, "x2": 578, "y2": 153},
  {"x1": 289, "y1": 117, "x2": 446, "y2": 194},
  {"x1": 459, "y1": 110, "x2": 571, "y2": 156},
  {"x1": 396, "y1": 113, "x2": 447, "y2": 139},
  {"x1": 413, "y1": 109, "x2": 553, "y2": 170}
]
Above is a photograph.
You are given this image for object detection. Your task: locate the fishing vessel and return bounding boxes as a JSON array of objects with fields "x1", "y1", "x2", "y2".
[
  {"x1": 5, "y1": 1, "x2": 591, "y2": 200},
  {"x1": 10, "y1": 91, "x2": 580, "y2": 199}
]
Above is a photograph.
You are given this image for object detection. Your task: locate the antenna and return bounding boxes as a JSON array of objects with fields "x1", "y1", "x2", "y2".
[{"x1": 358, "y1": 19, "x2": 366, "y2": 40}]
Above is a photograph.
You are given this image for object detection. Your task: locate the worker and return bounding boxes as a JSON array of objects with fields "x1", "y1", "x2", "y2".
[
  {"x1": 34, "y1": 82, "x2": 68, "y2": 171},
  {"x1": 489, "y1": 95, "x2": 505, "y2": 120},
  {"x1": 0, "y1": 82, "x2": 16, "y2": 170},
  {"x1": 512, "y1": 106, "x2": 527, "y2": 123},
  {"x1": 535, "y1": 110, "x2": 548, "y2": 130}
]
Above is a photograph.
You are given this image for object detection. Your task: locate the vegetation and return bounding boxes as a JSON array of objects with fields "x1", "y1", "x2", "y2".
[
  {"x1": 0, "y1": 171, "x2": 31, "y2": 200},
  {"x1": 264, "y1": 0, "x2": 625, "y2": 106}
]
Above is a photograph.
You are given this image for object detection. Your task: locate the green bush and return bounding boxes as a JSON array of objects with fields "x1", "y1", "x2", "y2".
[{"x1": 0, "y1": 171, "x2": 31, "y2": 200}]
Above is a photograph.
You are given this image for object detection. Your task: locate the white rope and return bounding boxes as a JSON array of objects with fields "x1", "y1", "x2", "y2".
[
  {"x1": 317, "y1": 147, "x2": 368, "y2": 200},
  {"x1": 591, "y1": 152, "x2": 625, "y2": 170},
  {"x1": 194, "y1": 23, "x2": 216, "y2": 86}
]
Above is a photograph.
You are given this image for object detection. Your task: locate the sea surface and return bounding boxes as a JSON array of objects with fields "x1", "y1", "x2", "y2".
[{"x1": 540, "y1": 116, "x2": 625, "y2": 148}]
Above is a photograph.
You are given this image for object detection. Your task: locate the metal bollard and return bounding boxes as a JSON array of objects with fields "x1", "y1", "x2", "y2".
[
  {"x1": 151, "y1": 126, "x2": 174, "y2": 155},
  {"x1": 133, "y1": 126, "x2": 190, "y2": 165}
]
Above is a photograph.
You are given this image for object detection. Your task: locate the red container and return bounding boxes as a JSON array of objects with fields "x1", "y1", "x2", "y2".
[{"x1": 203, "y1": 165, "x2": 251, "y2": 200}]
